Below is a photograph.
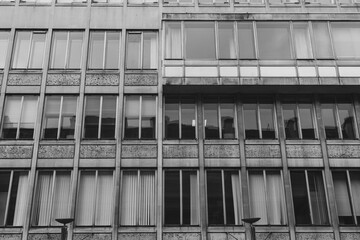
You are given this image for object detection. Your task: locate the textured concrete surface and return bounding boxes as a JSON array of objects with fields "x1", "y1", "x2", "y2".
[
  {"x1": 0, "y1": 145, "x2": 33, "y2": 159},
  {"x1": 0, "y1": 234, "x2": 22, "y2": 240},
  {"x1": 8, "y1": 73, "x2": 42, "y2": 86},
  {"x1": 328, "y1": 145, "x2": 360, "y2": 158},
  {"x1": 118, "y1": 233, "x2": 156, "y2": 240},
  {"x1": 163, "y1": 233, "x2": 200, "y2": 240},
  {"x1": 296, "y1": 233, "x2": 334, "y2": 240},
  {"x1": 163, "y1": 145, "x2": 198, "y2": 158},
  {"x1": 47, "y1": 74, "x2": 81, "y2": 86},
  {"x1": 73, "y1": 234, "x2": 111, "y2": 240},
  {"x1": 340, "y1": 233, "x2": 360, "y2": 240},
  {"x1": 28, "y1": 234, "x2": 60, "y2": 240},
  {"x1": 122, "y1": 144, "x2": 157, "y2": 158},
  {"x1": 86, "y1": 74, "x2": 119, "y2": 86},
  {"x1": 125, "y1": 74, "x2": 158, "y2": 86},
  {"x1": 208, "y1": 233, "x2": 245, "y2": 240},
  {"x1": 38, "y1": 145, "x2": 75, "y2": 159},
  {"x1": 256, "y1": 233, "x2": 289, "y2": 240},
  {"x1": 80, "y1": 144, "x2": 116, "y2": 158},
  {"x1": 286, "y1": 145, "x2": 322, "y2": 158},
  {"x1": 245, "y1": 145, "x2": 281, "y2": 158},
  {"x1": 204, "y1": 144, "x2": 240, "y2": 158}
]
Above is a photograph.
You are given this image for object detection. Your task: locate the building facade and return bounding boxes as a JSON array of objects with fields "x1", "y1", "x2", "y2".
[{"x1": 0, "y1": 0, "x2": 359, "y2": 240}]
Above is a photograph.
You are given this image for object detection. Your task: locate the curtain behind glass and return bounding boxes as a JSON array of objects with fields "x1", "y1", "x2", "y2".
[
  {"x1": 76, "y1": 172, "x2": 95, "y2": 226},
  {"x1": 120, "y1": 171, "x2": 138, "y2": 225},
  {"x1": 95, "y1": 172, "x2": 113, "y2": 225},
  {"x1": 249, "y1": 172, "x2": 267, "y2": 225},
  {"x1": 32, "y1": 172, "x2": 52, "y2": 226},
  {"x1": 266, "y1": 172, "x2": 286, "y2": 225},
  {"x1": 231, "y1": 173, "x2": 241, "y2": 225},
  {"x1": 308, "y1": 172, "x2": 329, "y2": 225},
  {"x1": 165, "y1": 23, "x2": 182, "y2": 59},
  {"x1": 12, "y1": 172, "x2": 28, "y2": 226},
  {"x1": 52, "y1": 172, "x2": 71, "y2": 225},
  {"x1": 0, "y1": 32, "x2": 9, "y2": 68},
  {"x1": 139, "y1": 172, "x2": 155, "y2": 225}
]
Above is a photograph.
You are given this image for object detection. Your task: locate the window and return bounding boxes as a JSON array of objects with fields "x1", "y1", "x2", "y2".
[
  {"x1": 92, "y1": 0, "x2": 122, "y2": 3},
  {"x1": 128, "y1": 0, "x2": 157, "y2": 3},
  {"x1": 1, "y1": 95, "x2": 38, "y2": 139},
  {"x1": 207, "y1": 170, "x2": 242, "y2": 225},
  {"x1": 57, "y1": 0, "x2": 86, "y2": 3},
  {"x1": 312, "y1": 22, "x2": 333, "y2": 59},
  {"x1": 32, "y1": 171, "x2": 71, "y2": 226},
  {"x1": 257, "y1": 22, "x2": 291, "y2": 60},
  {"x1": 290, "y1": 170, "x2": 329, "y2": 225},
  {"x1": 248, "y1": 170, "x2": 287, "y2": 225},
  {"x1": 185, "y1": 22, "x2": 216, "y2": 60},
  {"x1": 165, "y1": 22, "x2": 182, "y2": 59},
  {"x1": 124, "y1": 95, "x2": 157, "y2": 139},
  {"x1": 243, "y1": 99, "x2": 276, "y2": 139},
  {"x1": 83, "y1": 96, "x2": 117, "y2": 139},
  {"x1": 164, "y1": 96, "x2": 196, "y2": 140},
  {"x1": 320, "y1": 98, "x2": 357, "y2": 140},
  {"x1": 42, "y1": 96, "x2": 77, "y2": 140},
  {"x1": 331, "y1": 22, "x2": 360, "y2": 59},
  {"x1": 293, "y1": 22, "x2": 313, "y2": 59},
  {"x1": 218, "y1": 22, "x2": 236, "y2": 59},
  {"x1": 120, "y1": 170, "x2": 156, "y2": 226},
  {"x1": 282, "y1": 100, "x2": 317, "y2": 139},
  {"x1": 164, "y1": 0, "x2": 193, "y2": 4},
  {"x1": 164, "y1": 170, "x2": 199, "y2": 225},
  {"x1": 20, "y1": 0, "x2": 52, "y2": 3},
  {"x1": 198, "y1": 0, "x2": 228, "y2": 4},
  {"x1": 0, "y1": 171, "x2": 28, "y2": 226},
  {"x1": 50, "y1": 31, "x2": 83, "y2": 69},
  {"x1": 76, "y1": 170, "x2": 114, "y2": 226},
  {"x1": 126, "y1": 32, "x2": 157, "y2": 69},
  {"x1": 237, "y1": 22, "x2": 256, "y2": 59},
  {"x1": 203, "y1": 97, "x2": 236, "y2": 139},
  {"x1": 88, "y1": 31, "x2": 120, "y2": 69},
  {"x1": 12, "y1": 31, "x2": 46, "y2": 69},
  {"x1": 332, "y1": 170, "x2": 360, "y2": 225},
  {"x1": 0, "y1": 31, "x2": 9, "y2": 69}
]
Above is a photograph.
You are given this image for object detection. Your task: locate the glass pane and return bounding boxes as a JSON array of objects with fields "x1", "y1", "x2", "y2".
[
  {"x1": 181, "y1": 98, "x2": 196, "y2": 140},
  {"x1": 313, "y1": 22, "x2": 333, "y2": 59},
  {"x1": 143, "y1": 32, "x2": 157, "y2": 69},
  {"x1": 333, "y1": 172, "x2": 354, "y2": 225},
  {"x1": 125, "y1": 96, "x2": 139, "y2": 139},
  {"x1": 164, "y1": 171, "x2": 180, "y2": 225},
  {"x1": 43, "y1": 96, "x2": 61, "y2": 139},
  {"x1": 95, "y1": 171, "x2": 113, "y2": 225},
  {"x1": 185, "y1": 22, "x2": 216, "y2": 60},
  {"x1": 101, "y1": 96, "x2": 116, "y2": 139},
  {"x1": 338, "y1": 103, "x2": 356, "y2": 140},
  {"x1": 88, "y1": 32, "x2": 105, "y2": 69},
  {"x1": 29, "y1": 33, "x2": 46, "y2": 69},
  {"x1": 307, "y1": 171, "x2": 329, "y2": 225},
  {"x1": 139, "y1": 171, "x2": 155, "y2": 225},
  {"x1": 204, "y1": 101, "x2": 219, "y2": 139},
  {"x1": 127, "y1": 34, "x2": 141, "y2": 69},
  {"x1": 218, "y1": 22, "x2": 236, "y2": 59},
  {"x1": 221, "y1": 102, "x2": 235, "y2": 139},
  {"x1": 207, "y1": 171, "x2": 224, "y2": 225},
  {"x1": 299, "y1": 104, "x2": 315, "y2": 139},
  {"x1": 0, "y1": 172, "x2": 10, "y2": 226},
  {"x1": 321, "y1": 103, "x2": 339, "y2": 139},
  {"x1": 68, "y1": 32, "x2": 83, "y2": 69},
  {"x1": 283, "y1": 104, "x2": 299, "y2": 139},
  {"x1": 238, "y1": 22, "x2": 255, "y2": 59},
  {"x1": 291, "y1": 171, "x2": 311, "y2": 225},
  {"x1": 249, "y1": 171, "x2": 267, "y2": 225},
  {"x1": 257, "y1": 22, "x2": 291, "y2": 60},
  {"x1": 19, "y1": 96, "x2": 38, "y2": 139},
  {"x1": 84, "y1": 96, "x2": 100, "y2": 139},
  {"x1": 0, "y1": 32, "x2": 9, "y2": 69},
  {"x1": 165, "y1": 22, "x2": 182, "y2": 59},
  {"x1": 60, "y1": 97, "x2": 77, "y2": 139},
  {"x1": 32, "y1": 171, "x2": 53, "y2": 226},
  {"x1": 6, "y1": 172, "x2": 28, "y2": 226},
  {"x1": 105, "y1": 32, "x2": 120, "y2": 69},
  {"x1": 243, "y1": 103, "x2": 259, "y2": 139},
  {"x1": 2, "y1": 96, "x2": 21, "y2": 139},
  {"x1": 120, "y1": 171, "x2": 138, "y2": 225},
  {"x1": 51, "y1": 172, "x2": 71, "y2": 226},
  {"x1": 12, "y1": 32, "x2": 31, "y2": 69},
  {"x1": 266, "y1": 171, "x2": 286, "y2": 225},
  {"x1": 349, "y1": 172, "x2": 360, "y2": 222},
  {"x1": 224, "y1": 171, "x2": 241, "y2": 225},
  {"x1": 141, "y1": 96, "x2": 156, "y2": 139},
  {"x1": 165, "y1": 98, "x2": 179, "y2": 139},
  {"x1": 293, "y1": 23, "x2": 313, "y2": 59},
  {"x1": 51, "y1": 32, "x2": 67, "y2": 68},
  {"x1": 331, "y1": 23, "x2": 360, "y2": 58},
  {"x1": 260, "y1": 103, "x2": 275, "y2": 139},
  {"x1": 76, "y1": 172, "x2": 95, "y2": 226},
  {"x1": 182, "y1": 171, "x2": 199, "y2": 225}
]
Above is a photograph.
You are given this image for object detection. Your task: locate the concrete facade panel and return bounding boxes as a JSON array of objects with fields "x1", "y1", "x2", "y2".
[
  {"x1": 0, "y1": 234, "x2": 22, "y2": 240},
  {"x1": 124, "y1": 73, "x2": 158, "y2": 86},
  {"x1": 118, "y1": 233, "x2": 156, "y2": 240},
  {"x1": 8, "y1": 73, "x2": 42, "y2": 86},
  {"x1": 286, "y1": 145, "x2": 322, "y2": 158},
  {"x1": 53, "y1": 7, "x2": 88, "y2": 28},
  {"x1": 340, "y1": 233, "x2": 360, "y2": 240},
  {"x1": 245, "y1": 145, "x2": 281, "y2": 158},
  {"x1": 207, "y1": 233, "x2": 245, "y2": 240},
  {"x1": 14, "y1": 7, "x2": 51, "y2": 28},
  {"x1": 47, "y1": 74, "x2": 81, "y2": 86},
  {"x1": 0, "y1": 145, "x2": 33, "y2": 159},
  {"x1": 73, "y1": 234, "x2": 111, "y2": 240},
  {"x1": 90, "y1": 7, "x2": 124, "y2": 28},
  {"x1": 28, "y1": 234, "x2": 60, "y2": 240},
  {"x1": 125, "y1": 7, "x2": 160, "y2": 29},
  {"x1": 295, "y1": 233, "x2": 334, "y2": 240},
  {"x1": 38, "y1": 145, "x2": 75, "y2": 159},
  {"x1": 0, "y1": 7, "x2": 15, "y2": 28},
  {"x1": 122, "y1": 144, "x2": 157, "y2": 158},
  {"x1": 80, "y1": 144, "x2": 116, "y2": 158},
  {"x1": 86, "y1": 74, "x2": 119, "y2": 86},
  {"x1": 163, "y1": 233, "x2": 201, "y2": 240},
  {"x1": 256, "y1": 233, "x2": 290, "y2": 240},
  {"x1": 163, "y1": 144, "x2": 198, "y2": 158},
  {"x1": 327, "y1": 145, "x2": 360, "y2": 158},
  {"x1": 204, "y1": 144, "x2": 240, "y2": 158}
]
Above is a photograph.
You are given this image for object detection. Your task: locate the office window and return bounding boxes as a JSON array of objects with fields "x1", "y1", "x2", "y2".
[
  {"x1": 243, "y1": 100, "x2": 276, "y2": 139},
  {"x1": 50, "y1": 31, "x2": 83, "y2": 69},
  {"x1": 164, "y1": 170, "x2": 199, "y2": 225},
  {"x1": 42, "y1": 96, "x2": 77, "y2": 140},
  {"x1": 0, "y1": 31, "x2": 9, "y2": 69},
  {"x1": 331, "y1": 23, "x2": 360, "y2": 59},
  {"x1": 126, "y1": 32, "x2": 157, "y2": 69},
  {"x1": 0, "y1": 171, "x2": 28, "y2": 226},
  {"x1": 120, "y1": 170, "x2": 156, "y2": 226},
  {"x1": 248, "y1": 170, "x2": 287, "y2": 225},
  {"x1": 164, "y1": 0, "x2": 193, "y2": 4},
  {"x1": 282, "y1": 101, "x2": 317, "y2": 139},
  {"x1": 320, "y1": 98, "x2": 357, "y2": 140},
  {"x1": 293, "y1": 22, "x2": 313, "y2": 59},
  {"x1": 1, "y1": 95, "x2": 38, "y2": 139},
  {"x1": 238, "y1": 22, "x2": 256, "y2": 59},
  {"x1": 20, "y1": 0, "x2": 52, "y2": 3},
  {"x1": 128, "y1": 0, "x2": 157, "y2": 3},
  {"x1": 32, "y1": 171, "x2": 71, "y2": 226},
  {"x1": 76, "y1": 170, "x2": 114, "y2": 226},
  {"x1": 164, "y1": 96, "x2": 196, "y2": 140},
  {"x1": 218, "y1": 22, "x2": 236, "y2": 59},
  {"x1": 291, "y1": 170, "x2": 329, "y2": 225},
  {"x1": 12, "y1": 31, "x2": 46, "y2": 69},
  {"x1": 203, "y1": 97, "x2": 236, "y2": 139},
  {"x1": 124, "y1": 95, "x2": 157, "y2": 139},
  {"x1": 312, "y1": 22, "x2": 333, "y2": 59},
  {"x1": 92, "y1": 0, "x2": 122, "y2": 3},
  {"x1": 165, "y1": 22, "x2": 182, "y2": 59},
  {"x1": 88, "y1": 31, "x2": 120, "y2": 69},
  {"x1": 332, "y1": 171, "x2": 360, "y2": 225},
  {"x1": 57, "y1": 0, "x2": 86, "y2": 3},
  {"x1": 185, "y1": 22, "x2": 216, "y2": 60},
  {"x1": 83, "y1": 96, "x2": 117, "y2": 139},
  {"x1": 257, "y1": 22, "x2": 291, "y2": 60},
  {"x1": 207, "y1": 170, "x2": 242, "y2": 225}
]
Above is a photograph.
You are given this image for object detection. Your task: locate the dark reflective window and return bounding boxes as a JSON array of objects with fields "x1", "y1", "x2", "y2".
[{"x1": 185, "y1": 22, "x2": 216, "y2": 60}]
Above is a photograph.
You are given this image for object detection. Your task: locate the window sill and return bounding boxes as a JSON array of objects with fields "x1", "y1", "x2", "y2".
[
  {"x1": 118, "y1": 226, "x2": 156, "y2": 232},
  {"x1": 245, "y1": 139, "x2": 279, "y2": 144},
  {"x1": 122, "y1": 139, "x2": 157, "y2": 144},
  {"x1": 0, "y1": 139, "x2": 34, "y2": 145},
  {"x1": 326, "y1": 139, "x2": 360, "y2": 144},
  {"x1": 163, "y1": 139, "x2": 198, "y2": 144},
  {"x1": 19, "y1": 2, "x2": 51, "y2": 5},
  {"x1": 91, "y1": 2, "x2": 123, "y2": 5},
  {"x1": 162, "y1": 226, "x2": 201, "y2": 231}
]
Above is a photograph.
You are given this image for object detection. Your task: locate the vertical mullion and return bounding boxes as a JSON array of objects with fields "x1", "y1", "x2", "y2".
[
  {"x1": 4, "y1": 171, "x2": 13, "y2": 226},
  {"x1": 64, "y1": 32, "x2": 70, "y2": 69},
  {"x1": 218, "y1": 101, "x2": 222, "y2": 139},
  {"x1": 93, "y1": 171, "x2": 99, "y2": 226},
  {"x1": 49, "y1": 171, "x2": 56, "y2": 226},
  {"x1": 296, "y1": 103, "x2": 303, "y2": 139},
  {"x1": 98, "y1": 96, "x2": 103, "y2": 139},
  {"x1": 16, "y1": 96, "x2": 24, "y2": 139},
  {"x1": 179, "y1": 99, "x2": 182, "y2": 139},
  {"x1": 155, "y1": 96, "x2": 158, "y2": 139},
  {"x1": 273, "y1": 101, "x2": 279, "y2": 139},
  {"x1": 195, "y1": 100, "x2": 198, "y2": 140},
  {"x1": 27, "y1": 33, "x2": 33, "y2": 68},
  {"x1": 138, "y1": 96, "x2": 142, "y2": 139},
  {"x1": 304, "y1": 170, "x2": 314, "y2": 224},
  {"x1": 346, "y1": 171, "x2": 357, "y2": 225},
  {"x1": 234, "y1": 102, "x2": 238, "y2": 139},
  {"x1": 257, "y1": 103, "x2": 262, "y2": 139},
  {"x1": 103, "y1": 32, "x2": 107, "y2": 69},
  {"x1": 214, "y1": 22, "x2": 219, "y2": 59},
  {"x1": 221, "y1": 170, "x2": 227, "y2": 224},
  {"x1": 180, "y1": 170, "x2": 183, "y2": 225},
  {"x1": 57, "y1": 96, "x2": 64, "y2": 139},
  {"x1": 263, "y1": 170, "x2": 270, "y2": 225}
]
